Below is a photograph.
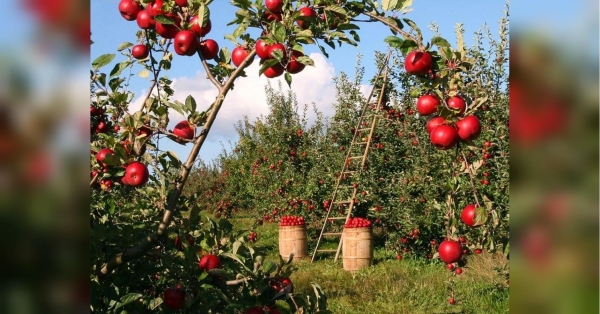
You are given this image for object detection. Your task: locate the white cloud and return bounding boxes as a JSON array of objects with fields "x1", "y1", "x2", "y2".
[{"x1": 129, "y1": 53, "x2": 340, "y2": 149}]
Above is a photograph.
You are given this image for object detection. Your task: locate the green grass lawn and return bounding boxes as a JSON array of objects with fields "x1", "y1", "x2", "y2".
[{"x1": 227, "y1": 215, "x2": 509, "y2": 314}]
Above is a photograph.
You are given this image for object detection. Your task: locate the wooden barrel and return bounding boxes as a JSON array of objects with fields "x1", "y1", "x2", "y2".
[
  {"x1": 342, "y1": 227, "x2": 373, "y2": 272},
  {"x1": 279, "y1": 225, "x2": 308, "y2": 262}
]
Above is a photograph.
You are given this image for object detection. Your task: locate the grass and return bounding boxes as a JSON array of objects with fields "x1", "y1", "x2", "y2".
[{"x1": 226, "y1": 214, "x2": 509, "y2": 314}]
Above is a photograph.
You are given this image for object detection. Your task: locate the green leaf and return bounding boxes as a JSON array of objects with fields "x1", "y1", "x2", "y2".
[
  {"x1": 275, "y1": 300, "x2": 293, "y2": 314},
  {"x1": 92, "y1": 54, "x2": 115, "y2": 70},
  {"x1": 117, "y1": 42, "x2": 134, "y2": 51},
  {"x1": 397, "y1": 0, "x2": 413, "y2": 11},
  {"x1": 138, "y1": 69, "x2": 150, "y2": 78},
  {"x1": 402, "y1": 18, "x2": 422, "y2": 43},
  {"x1": 384, "y1": 36, "x2": 403, "y2": 48},
  {"x1": 324, "y1": 5, "x2": 347, "y2": 15},
  {"x1": 284, "y1": 72, "x2": 292, "y2": 88},
  {"x1": 232, "y1": 241, "x2": 241, "y2": 255},
  {"x1": 381, "y1": 0, "x2": 398, "y2": 11},
  {"x1": 110, "y1": 61, "x2": 131, "y2": 78},
  {"x1": 154, "y1": 15, "x2": 175, "y2": 25},
  {"x1": 474, "y1": 206, "x2": 488, "y2": 226},
  {"x1": 221, "y1": 252, "x2": 253, "y2": 273},
  {"x1": 431, "y1": 36, "x2": 451, "y2": 48},
  {"x1": 197, "y1": 4, "x2": 210, "y2": 27},
  {"x1": 263, "y1": 260, "x2": 276, "y2": 274},
  {"x1": 115, "y1": 293, "x2": 142, "y2": 310},
  {"x1": 185, "y1": 95, "x2": 197, "y2": 113},
  {"x1": 167, "y1": 150, "x2": 182, "y2": 168},
  {"x1": 273, "y1": 23, "x2": 286, "y2": 43}
]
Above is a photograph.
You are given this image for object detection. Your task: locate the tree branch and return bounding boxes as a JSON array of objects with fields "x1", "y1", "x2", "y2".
[
  {"x1": 196, "y1": 47, "x2": 223, "y2": 91},
  {"x1": 98, "y1": 50, "x2": 257, "y2": 277},
  {"x1": 361, "y1": 11, "x2": 424, "y2": 50}
]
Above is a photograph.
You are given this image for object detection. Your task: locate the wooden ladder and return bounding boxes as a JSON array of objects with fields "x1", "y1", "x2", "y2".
[{"x1": 311, "y1": 52, "x2": 392, "y2": 263}]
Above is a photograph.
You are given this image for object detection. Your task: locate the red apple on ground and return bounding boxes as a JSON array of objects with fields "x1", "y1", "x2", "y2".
[
  {"x1": 122, "y1": 162, "x2": 149, "y2": 186},
  {"x1": 449, "y1": 298, "x2": 456, "y2": 305},
  {"x1": 456, "y1": 115, "x2": 481, "y2": 142},
  {"x1": 96, "y1": 148, "x2": 115, "y2": 168},
  {"x1": 430, "y1": 124, "x2": 458, "y2": 150},
  {"x1": 416, "y1": 94, "x2": 440, "y2": 116},
  {"x1": 265, "y1": 0, "x2": 284, "y2": 12},
  {"x1": 404, "y1": 51, "x2": 432, "y2": 76},
  {"x1": 426, "y1": 116, "x2": 446, "y2": 134},
  {"x1": 174, "y1": 30, "x2": 198, "y2": 56},
  {"x1": 173, "y1": 121, "x2": 195, "y2": 140},
  {"x1": 132, "y1": 44, "x2": 149, "y2": 59},
  {"x1": 199, "y1": 39, "x2": 219, "y2": 60},
  {"x1": 118, "y1": 0, "x2": 142, "y2": 21},
  {"x1": 136, "y1": 9, "x2": 155, "y2": 29},
  {"x1": 198, "y1": 254, "x2": 222, "y2": 271},
  {"x1": 232, "y1": 46, "x2": 253, "y2": 67},
  {"x1": 255, "y1": 39, "x2": 271, "y2": 59},
  {"x1": 162, "y1": 286, "x2": 185, "y2": 310},
  {"x1": 189, "y1": 16, "x2": 211, "y2": 37},
  {"x1": 296, "y1": 7, "x2": 317, "y2": 29},
  {"x1": 447, "y1": 95, "x2": 466, "y2": 115},
  {"x1": 286, "y1": 50, "x2": 305, "y2": 74},
  {"x1": 454, "y1": 267, "x2": 463, "y2": 275},
  {"x1": 438, "y1": 240, "x2": 463, "y2": 263}
]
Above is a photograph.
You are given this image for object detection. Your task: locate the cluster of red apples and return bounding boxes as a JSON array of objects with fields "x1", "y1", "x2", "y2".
[
  {"x1": 344, "y1": 217, "x2": 371, "y2": 228},
  {"x1": 119, "y1": 0, "x2": 218, "y2": 59},
  {"x1": 404, "y1": 51, "x2": 482, "y2": 150},
  {"x1": 118, "y1": 0, "x2": 317, "y2": 78},
  {"x1": 279, "y1": 215, "x2": 305, "y2": 227}
]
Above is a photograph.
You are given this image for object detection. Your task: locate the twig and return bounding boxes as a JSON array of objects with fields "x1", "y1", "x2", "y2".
[
  {"x1": 90, "y1": 172, "x2": 99, "y2": 187},
  {"x1": 362, "y1": 11, "x2": 424, "y2": 50},
  {"x1": 461, "y1": 150, "x2": 481, "y2": 207},
  {"x1": 196, "y1": 47, "x2": 223, "y2": 91},
  {"x1": 225, "y1": 277, "x2": 252, "y2": 286}
]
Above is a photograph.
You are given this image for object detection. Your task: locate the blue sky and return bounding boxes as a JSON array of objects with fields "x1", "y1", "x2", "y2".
[{"x1": 90, "y1": 0, "x2": 509, "y2": 164}]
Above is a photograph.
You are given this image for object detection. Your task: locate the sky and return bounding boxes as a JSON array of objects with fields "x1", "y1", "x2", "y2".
[{"x1": 91, "y1": 0, "x2": 509, "y2": 164}]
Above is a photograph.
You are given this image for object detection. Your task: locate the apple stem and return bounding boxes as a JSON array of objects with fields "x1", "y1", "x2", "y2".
[{"x1": 461, "y1": 150, "x2": 481, "y2": 207}]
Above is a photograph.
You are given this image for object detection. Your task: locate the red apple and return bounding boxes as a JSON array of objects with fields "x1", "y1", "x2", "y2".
[
  {"x1": 296, "y1": 7, "x2": 317, "y2": 29},
  {"x1": 426, "y1": 116, "x2": 446, "y2": 134},
  {"x1": 199, "y1": 39, "x2": 219, "y2": 60},
  {"x1": 232, "y1": 46, "x2": 253, "y2": 67},
  {"x1": 263, "y1": 11, "x2": 282, "y2": 22},
  {"x1": 189, "y1": 16, "x2": 212, "y2": 37},
  {"x1": 136, "y1": 9, "x2": 155, "y2": 29},
  {"x1": 267, "y1": 43, "x2": 286, "y2": 60},
  {"x1": 174, "y1": 30, "x2": 198, "y2": 56},
  {"x1": 198, "y1": 254, "x2": 222, "y2": 271},
  {"x1": 263, "y1": 63, "x2": 285, "y2": 78},
  {"x1": 132, "y1": 44, "x2": 149, "y2": 59},
  {"x1": 265, "y1": 0, "x2": 284, "y2": 12},
  {"x1": 162, "y1": 286, "x2": 185, "y2": 310},
  {"x1": 118, "y1": 0, "x2": 142, "y2": 21},
  {"x1": 122, "y1": 162, "x2": 149, "y2": 186},
  {"x1": 146, "y1": 0, "x2": 164, "y2": 17},
  {"x1": 404, "y1": 51, "x2": 433, "y2": 76},
  {"x1": 447, "y1": 95, "x2": 466, "y2": 115},
  {"x1": 175, "y1": 0, "x2": 187, "y2": 7},
  {"x1": 96, "y1": 148, "x2": 115, "y2": 168},
  {"x1": 416, "y1": 94, "x2": 440, "y2": 116},
  {"x1": 255, "y1": 39, "x2": 271, "y2": 60},
  {"x1": 461, "y1": 204, "x2": 481, "y2": 227},
  {"x1": 455, "y1": 115, "x2": 481, "y2": 142},
  {"x1": 155, "y1": 14, "x2": 180, "y2": 39},
  {"x1": 438, "y1": 240, "x2": 462, "y2": 263},
  {"x1": 173, "y1": 121, "x2": 195, "y2": 140},
  {"x1": 286, "y1": 50, "x2": 305, "y2": 74},
  {"x1": 429, "y1": 124, "x2": 458, "y2": 150},
  {"x1": 245, "y1": 306, "x2": 266, "y2": 314}
]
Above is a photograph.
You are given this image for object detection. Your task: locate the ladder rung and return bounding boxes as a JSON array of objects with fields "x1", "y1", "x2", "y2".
[
  {"x1": 335, "y1": 200, "x2": 352, "y2": 204},
  {"x1": 358, "y1": 128, "x2": 371, "y2": 132},
  {"x1": 316, "y1": 249, "x2": 338, "y2": 252},
  {"x1": 329, "y1": 217, "x2": 347, "y2": 220},
  {"x1": 355, "y1": 142, "x2": 369, "y2": 145},
  {"x1": 323, "y1": 232, "x2": 343, "y2": 236},
  {"x1": 342, "y1": 171, "x2": 357, "y2": 174},
  {"x1": 349, "y1": 156, "x2": 364, "y2": 159}
]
